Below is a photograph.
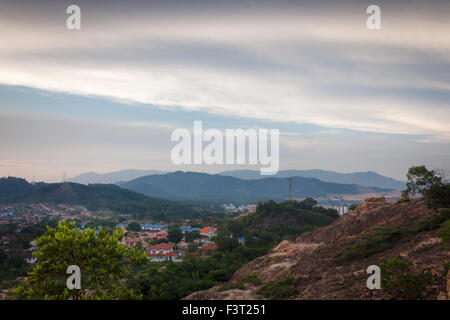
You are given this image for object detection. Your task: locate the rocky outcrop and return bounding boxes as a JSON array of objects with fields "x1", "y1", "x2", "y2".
[{"x1": 185, "y1": 198, "x2": 449, "y2": 300}]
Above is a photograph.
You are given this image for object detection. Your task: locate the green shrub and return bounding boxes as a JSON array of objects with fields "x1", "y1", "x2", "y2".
[
  {"x1": 443, "y1": 261, "x2": 450, "y2": 274},
  {"x1": 217, "y1": 282, "x2": 247, "y2": 292},
  {"x1": 257, "y1": 278, "x2": 299, "y2": 300},
  {"x1": 424, "y1": 184, "x2": 450, "y2": 211},
  {"x1": 438, "y1": 220, "x2": 450, "y2": 247},
  {"x1": 380, "y1": 257, "x2": 431, "y2": 300},
  {"x1": 242, "y1": 274, "x2": 263, "y2": 286}
]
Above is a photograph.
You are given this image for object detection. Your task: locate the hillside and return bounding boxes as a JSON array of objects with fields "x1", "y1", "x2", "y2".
[
  {"x1": 0, "y1": 177, "x2": 37, "y2": 201},
  {"x1": 0, "y1": 177, "x2": 216, "y2": 221},
  {"x1": 185, "y1": 198, "x2": 450, "y2": 300},
  {"x1": 224, "y1": 199, "x2": 339, "y2": 241},
  {"x1": 218, "y1": 169, "x2": 405, "y2": 190},
  {"x1": 120, "y1": 171, "x2": 391, "y2": 202}
]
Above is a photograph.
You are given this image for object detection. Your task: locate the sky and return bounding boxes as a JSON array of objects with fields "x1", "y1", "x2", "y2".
[{"x1": 0, "y1": 0, "x2": 449, "y2": 182}]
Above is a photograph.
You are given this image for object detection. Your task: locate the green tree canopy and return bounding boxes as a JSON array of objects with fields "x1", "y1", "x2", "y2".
[
  {"x1": 402, "y1": 165, "x2": 443, "y2": 200},
  {"x1": 185, "y1": 230, "x2": 200, "y2": 243},
  {"x1": 13, "y1": 220, "x2": 147, "y2": 300},
  {"x1": 168, "y1": 225, "x2": 183, "y2": 244},
  {"x1": 127, "y1": 221, "x2": 142, "y2": 232}
]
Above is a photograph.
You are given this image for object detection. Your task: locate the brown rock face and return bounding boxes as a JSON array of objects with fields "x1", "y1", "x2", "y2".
[{"x1": 185, "y1": 198, "x2": 449, "y2": 300}]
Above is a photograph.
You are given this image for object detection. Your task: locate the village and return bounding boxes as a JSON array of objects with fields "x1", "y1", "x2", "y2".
[
  {"x1": 0, "y1": 203, "x2": 221, "y2": 264},
  {"x1": 118, "y1": 223, "x2": 219, "y2": 262}
]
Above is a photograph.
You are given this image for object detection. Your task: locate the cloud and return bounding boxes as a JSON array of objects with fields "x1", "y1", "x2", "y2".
[{"x1": 0, "y1": 1, "x2": 449, "y2": 142}]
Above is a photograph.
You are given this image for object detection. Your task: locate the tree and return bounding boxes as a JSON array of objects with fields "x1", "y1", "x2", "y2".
[
  {"x1": 189, "y1": 221, "x2": 202, "y2": 228},
  {"x1": 187, "y1": 243, "x2": 199, "y2": 253},
  {"x1": 215, "y1": 230, "x2": 240, "y2": 253},
  {"x1": 425, "y1": 183, "x2": 450, "y2": 210},
  {"x1": 401, "y1": 166, "x2": 443, "y2": 201},
  {"x1": 299, "y1": 197, "x2": 317, "y2": 210},
  {"x1": 13, "y1": 220, "x2": 147, "y2": 300},
  {"x1": 127, "y1": 221, "x2": 142, "y2": 232},
  {"x1": 435, "y1": 168, "x2": 449, "y2": 184},
  {"x1": 167, "y1": 226, "x2": 183, "y2": 244},
  {"x1": 185, "y1": 230, "x2": 200, "y2": 243}
]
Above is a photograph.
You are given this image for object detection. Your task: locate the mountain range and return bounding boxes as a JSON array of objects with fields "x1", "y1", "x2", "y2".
[
  {"x1": 67, "y1": 169, "x2": 168, "y2": 185},
  {"x1": 218, "y1": 169, "x2": 405, "y2": 190},
  {"x1": 68, "y1": 168, "x2": 405, "y2": 190},
  {"x1": 119, "y1": 171, "x2": 391, "y2": 202}
]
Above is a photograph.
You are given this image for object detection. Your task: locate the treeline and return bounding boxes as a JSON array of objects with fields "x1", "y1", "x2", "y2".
[{"x1": 0, "y1": 219, "x2": 58, "y2": 285}]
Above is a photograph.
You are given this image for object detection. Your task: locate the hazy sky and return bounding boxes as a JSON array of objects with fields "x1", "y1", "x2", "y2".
[{"x1": 0, "y1": 0, "x2": 449, "y2": 182}]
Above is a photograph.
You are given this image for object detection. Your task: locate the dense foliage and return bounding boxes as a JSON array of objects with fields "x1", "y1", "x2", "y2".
[
  {"x1": 13, "y1": 221, "x2": 147, "y2": 300},
  {"x1": 127, "y1": 221, "x2": 142, "y2": 232},
  {"x1": 167, "y1": 226, "x2": 183, "y2": 244},
  {"x1": 217, "y1": 199, "x2": 339, "y2": 247},
  {"x1": 379, "y1": 257, "x2": 432, "y2": 300},
  {"x1": 401, "y1": 165, "x2": 450, "y2": 210},
  {"x1": 128, "y1": 246, "x2": 268, "y2": 300},
  {"x1": 0, "y1": 219, "x2": 58, "y2": 284}
]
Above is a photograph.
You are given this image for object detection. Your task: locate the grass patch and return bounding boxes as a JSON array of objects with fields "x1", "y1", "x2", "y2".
[{"x1": 257, "y1": 278, "x2": 299, "y2": 300}]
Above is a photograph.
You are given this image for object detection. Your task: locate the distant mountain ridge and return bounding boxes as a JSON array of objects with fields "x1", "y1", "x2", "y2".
[
  {"x1": 119, "y1": 171, "x2": 391, "y2": 202},
  {"x1": 67, "y1": 169, "x2": 168, "y2": 184},
  {"x1": 218, "y1": 169, "x2": 405, "y2": 190},
  {"x1": 68, "y1": 168, "x2": 404, "y2": 190}
]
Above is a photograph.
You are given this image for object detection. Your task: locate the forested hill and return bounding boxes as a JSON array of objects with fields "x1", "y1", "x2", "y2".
[
  {"x1": 0, "y1": 177, "x2": 216, "y2": 221},
  {"x1": 120, "y1": 171, "x2": 391, "y2": 202},
  {"x1": 220, "y1": 199, "x2": 340, "y2": 246}
]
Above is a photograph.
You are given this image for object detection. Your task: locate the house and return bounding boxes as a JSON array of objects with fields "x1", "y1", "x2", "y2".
[
  {"x1": 148, "y1": 243, "x2": 173, "y2": 254},
  {"x1": 147, "y1": 251, "x2": 176, "y2": 262},
  {"x1": 200, "y1": 243, "x2": 218, "y2": 251},
  {"x1": 156, "y1": 230, "x2": 168, "y2": 239},
  {"x1": 177, "y1": 241, "x2": 189, "y2": 250},
  {"x1": 147, "y1": 243, "x2": 176, "y2": 262},
  {"x1": 124, "y1": 237, "x2": 141, "y2": 247},
  {"x1": 141, "y1": 224, "x2": 166, "y2": 231},
  {"x1": 199, "y1": 227, "x2": 216, "y2": 238},
  {"x1": 195, "y1": 234, "x2": 212, "y2": 244}
]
